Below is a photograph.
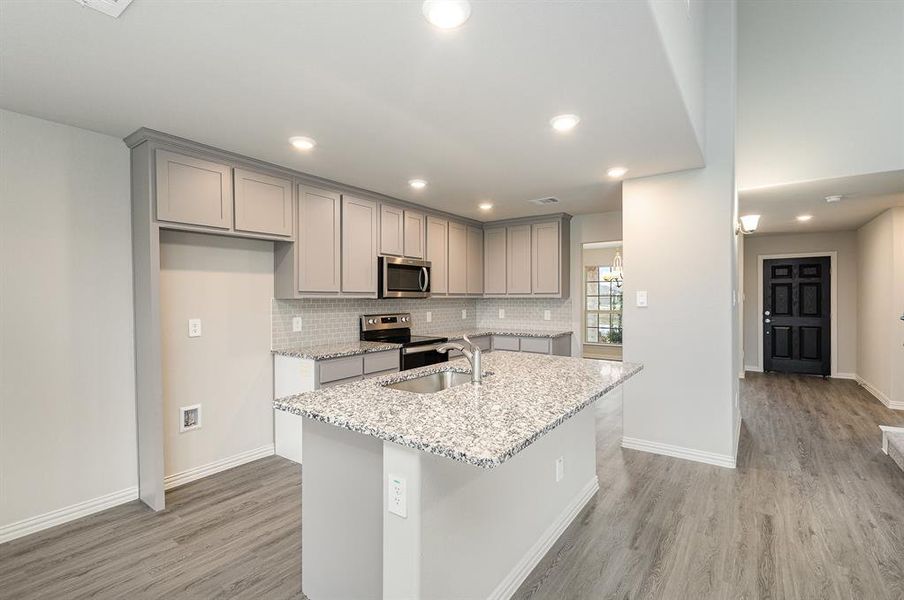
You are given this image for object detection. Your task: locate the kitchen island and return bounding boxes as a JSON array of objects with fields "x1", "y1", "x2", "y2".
[{"x1": 274, "y1": 351, "x2": 641, "y2": 599}]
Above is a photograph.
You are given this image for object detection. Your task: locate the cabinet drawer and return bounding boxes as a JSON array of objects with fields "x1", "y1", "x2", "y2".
[
  {"x1": 520, "y1": 337, "x2": 551, "y2": 354},
  {"x1": 471, "y1": 335, "x2": 491, "y2": 351},
  {"x1": 493, "y1": 336, "x2": 520, "y2": 351},
  {"x1": 364, "y1": 350, "x2": 400, "y2": 374},
  {"x1": 320, "y1": 375, "x2": 363, "y2": 389},
  {"x1": 319, "y1": 356, "x2": 364, "y2": 384}
]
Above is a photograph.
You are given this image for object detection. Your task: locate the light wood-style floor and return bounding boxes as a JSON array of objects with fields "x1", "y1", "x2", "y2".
[{"x1": 2, "y1": 373, "x2": 904, "y2": 599}]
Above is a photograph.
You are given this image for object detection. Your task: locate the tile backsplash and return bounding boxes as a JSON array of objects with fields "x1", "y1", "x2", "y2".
[{"x1": 272, "y1": 296, "x2": 574, "y2": 349}]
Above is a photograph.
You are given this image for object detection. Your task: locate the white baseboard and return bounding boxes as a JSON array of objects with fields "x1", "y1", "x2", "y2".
[
  {"x1": 622, "y1": 436, "x2": 737, "y2": 469},
  {"x1": 488, "y1": 476, "x2": 599, "y2": 600},
  {"x1": 834, "y1": 372, "x2": 858, "y2": 380},
  {"x1": 744, "y1": 364, "x2": 763, "y2": 373},
  {"x1": 857, "y1": 376, "x2": 904, "y2": 411},
  {"x1": 0, "y1": 486, "x2": 139, "y2": 545},
  {"x1": 164, "y1": 444, "x2": 275, "y2": 491}
]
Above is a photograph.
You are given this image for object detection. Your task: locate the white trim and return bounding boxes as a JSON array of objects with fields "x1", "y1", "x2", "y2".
[
  {"x1": 487, "y1": 476, "x2": 599, "y2": 600},
  {"x1": 744, "y1": 364, "x2": 763, "y2": 373},
  {"x1": 834, "y1": 372, "x2": 858, "y2": 380},
  {"x1": 0, "y1": 486, "x2": 138, "y2": 545},
  {"x1": 880, "y1": 425, "x2": 904, "y2": 454},
  {"x1": 621, "y1": 436, "x2": 737, "y2": 469},
  {"x1": 857, "y1": 376, "x2": 904, "y2": 411},
  {"x1": 756, "y1": 252, "x2": 838, "y2": 377},
  {"x1": 164, "y1": 444, "x2": 275, "y2": 491}
]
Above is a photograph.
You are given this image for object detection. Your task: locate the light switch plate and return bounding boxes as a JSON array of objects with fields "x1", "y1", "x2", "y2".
[
  {"x1": 461, "y1": 309, "x2": 467, "y2": 319},
  {"x1": 292, "y1": 317, "x2": 303, "y2": 332},
  {"x1": 498, "y1": 309, "x2": 505, "y2": 319},
  {"x1": 188, "y1": 318, "x2": 202, "y2": 338},
  {"x1": 544, "y1": 310, "x2": 551, "y2": 321},
  {"x1": 388, "y1": 474, "x2": 407, "y2": 518},
  {"x1": 636, "y1": 291, "x2": 648, "y2": 308},
  {"x1": 425, "y1": 311, "x2": 432, "y2": 323}
]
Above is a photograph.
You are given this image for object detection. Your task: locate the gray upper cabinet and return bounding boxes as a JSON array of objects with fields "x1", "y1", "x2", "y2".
[
  {"x1": 507, "y1": 224, "x2": 532, "y2": 294},
  {"x1": 380, "y1": 205, "x2": 404, "y2": 256},
  {"x1": 483, "y1": 227, "x2": 506, "y2": 295},
  {"x1": 341, "y1": 196, "x2": 378, "y2": 294},
  {"x1": 404, "y1": 210, "x2": 425, "y2": 259},
  {"x1": 467, "y1": 226, "x2": 484, "y2": 295},
  {"x1": 297, "y1": 186, "x2": 341, "y2": 293},
  {"x1": 155, "y1": 149, "x2": 232, "y2": 229},
  {"x1": 426, "y1": 216, "x2": 448, "y2": 295},
  {"x1": 531, "y1": 221, "x2": 560, "y2": 295},
  {"x1": 448, "y1": 221, "x2": 468, "y2": 294},
  {"x1": 233, "y1": 168, "x2": 293, "y2": 237}
]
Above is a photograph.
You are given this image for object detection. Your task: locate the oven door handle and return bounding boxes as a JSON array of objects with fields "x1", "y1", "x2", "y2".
[{"x1": 403, "y1": 344, "x2": 443, "y2": 355}]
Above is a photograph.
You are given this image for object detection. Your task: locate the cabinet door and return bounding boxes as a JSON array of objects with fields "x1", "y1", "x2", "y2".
[
  {"x1": 233, "y1": 168, "x2": 293, "y2": 237},
  {"x1": 448, "y1": 221, "x2": 468, "y2": 294},
  {"x1": 155, "y1": 149, "x2": 232, "y2": 229},
  {"x1": 298, "y1": 186, "x2": 341, "y2": 293},
  {"x1": 507, "y1": 224, "x2": 532, "y2": 294},
  {"x1": 467, "y1": 226, "x2": 484, "y2": 294},
  {"x1": 404, "y1": 210, "x2": 425, "y2": 259},
  {"x1": 426, "y1": 216, "x2": 448, "y2": 295},
  {"x1": 484, "y1": 227, "x2": 507, "y2": 295},
  {"x1": 531, "y1": 221, "x2": 560, "y2": 295},
  {"x1": 342, "y1": 196, "x2": 378, "y2": 294},
  {"x1": 380, "y1": 205, "x2": 404, "y2": 256}
]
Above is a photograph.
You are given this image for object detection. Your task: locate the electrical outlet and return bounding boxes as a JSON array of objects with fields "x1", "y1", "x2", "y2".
[
  {"x1": 426, "y1": 311, "x2": 432, "y2": 323},
  {"x1": 555, "y1": 457, "x2": 565, "y2": 482},
  {"x1": 292, "y1": 317, "x2": 303, "y2": 332},
  {"x1": 636, "y1": 291, "x2": 648, "y2": 308},
  {"x1": 544, "y1": 309, "x2": 551, "y2": 321},
  {"x1": 188, "y1": 318, "x2": 202, "y2": 338},
  {"x1": 498, "y1": 308, "x2": 505, "y2": 319},
  {"x1": 461, "y1": 309, "x2": 467, "y2": 319},
  {"x1": 180, "y1": 404, "x2": 202, "y2": 432},
  {"x1": 388, "y1": 474, "x2": 407, "y2": 518}
]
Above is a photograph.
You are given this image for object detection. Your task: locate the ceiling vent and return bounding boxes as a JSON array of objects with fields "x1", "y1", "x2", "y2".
[
  {"x1": 530, "y1": 197, "x2": 560, "y2": 206},
  {"x1": 72, "y1": 0, "x2": 134, "y2": 18}
]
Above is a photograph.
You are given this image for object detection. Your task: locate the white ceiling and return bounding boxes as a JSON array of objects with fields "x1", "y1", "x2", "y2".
[
  {"x1": 740, "y1": 169, "x2": 904, "y2": 234},
  {"x1": 0, "y1": 1, "x2": 704, "y2": 221}
]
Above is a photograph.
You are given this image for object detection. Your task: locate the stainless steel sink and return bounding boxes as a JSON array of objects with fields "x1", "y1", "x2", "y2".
[{"x1": 384, "y1": 370, "x2": 473, "y2": 394}]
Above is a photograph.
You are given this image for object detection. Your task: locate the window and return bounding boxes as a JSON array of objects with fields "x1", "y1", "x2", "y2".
[{"x1": 585, "y1": 266, "x2": 622, "y2": 345}]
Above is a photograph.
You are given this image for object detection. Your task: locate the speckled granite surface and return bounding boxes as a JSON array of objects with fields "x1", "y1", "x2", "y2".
[
  {"x1": 272, "y1": 341, "x2": 401, "y2": 360},
  {"x1": 274, "y1": 352, "x2": 641, "y2": 468},
  {"x1": 427, "y1": 329, "x2": 573, "y2": 340}
]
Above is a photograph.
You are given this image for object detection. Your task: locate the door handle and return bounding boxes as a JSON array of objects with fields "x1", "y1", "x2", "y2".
[{"x1": 765, "y1": 318, "x2": 771, "y2": 323}]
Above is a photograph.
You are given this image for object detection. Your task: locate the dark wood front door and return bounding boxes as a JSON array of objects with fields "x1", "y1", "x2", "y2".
[{"x1": 763, "y1": 256, "x2": 831, "y2": 376}]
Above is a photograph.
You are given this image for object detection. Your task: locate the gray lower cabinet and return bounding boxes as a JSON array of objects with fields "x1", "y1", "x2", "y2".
[
  {"x1": 426, "y1": 216, "x2": 449, "y2": 295},
  {"x1": 404, "y1": 210, "x2": 426, "y2": 259},
  {"x1": 297, "y1": 185, "x2": 341, "y2": 293},
  {"x1": 506, "y1": 224, "x2": 532, "y2": 294},
  {"x1": 341, "y1": 196, "x2": 378, "y2": 294},
  {"x1": 446, "y1": 335, "x2": 492, "y2": 358},
  {"x1": 491, "y1": 334, "x2": 571, "y2": 356},
  {"x1": 467, "y1": 226, "x2": 484, "y2": 294},
  {"x1": 484, "y1": 227, "x2": 507, "y2": 295},
  {"x1": 155, "y1": 149, "x2": 233, "y2": 229},
  {"x1": 448, "y1": 221, "x2": 468, "y2": 294},
  {"x1": 380, "y1": 204, "x2": 405, "y2": 256},
  {"x1": 233, "y1": 168, "x2": 293, "y2": 237}
]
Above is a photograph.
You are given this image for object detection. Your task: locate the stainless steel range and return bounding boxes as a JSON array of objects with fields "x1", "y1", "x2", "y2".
[{"x1": 360, "y1": 312, "x2": 448, "y2": 371}]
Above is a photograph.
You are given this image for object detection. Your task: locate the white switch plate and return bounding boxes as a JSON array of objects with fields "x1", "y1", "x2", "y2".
[
  {"x1": 292, "y1": 317, "x2": 303, "y2": 332},
  {"x1": 544, "y1": 310, "x2": 551, "y2": 321},
  {"x1": 461, "y1": 309, "x2": 467, "y2": 319},
  {"x1": 636, "y1": 291, "x2": 648, "y2": 308},
  {"x1": 388, "y1": 474, "x2": 407, "y2": 518},
  {"x1": 425, "y1": 311, "x2": 432, "y2": 323},
  {"x1": 555, "y1": 457, "x2": 565, "y2": 482},
  {"x1": 188, "y1": 318, "x2": 202, "y2": 338},
  {"x1": 498, "y1": 308, "x2": 505, "y2": 319}
]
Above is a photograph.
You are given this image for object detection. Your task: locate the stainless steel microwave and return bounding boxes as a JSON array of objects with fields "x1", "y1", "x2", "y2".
[{"x1": 378, "y1": 256, "x2": 431, "y2": 298}]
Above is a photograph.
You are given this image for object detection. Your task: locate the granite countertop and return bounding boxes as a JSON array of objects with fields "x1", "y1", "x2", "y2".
[
  {"x1": 427, "y1": 328, "x2": 573, "y2": 340},
  {"x1": 274, "y1": 352, "x2": 641, "y2": 468},
  {"x1": 272, "y1": 341, "x2": 401, "y2": 360}
]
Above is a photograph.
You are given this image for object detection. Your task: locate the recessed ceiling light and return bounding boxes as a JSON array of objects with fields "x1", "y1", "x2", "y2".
[
  {"x1": 825, "y1": 195, "x2": 843, "y2": 203},
  {"x1": 796, "y1": 214, "x2": 813, "y2": 222},
  {"x1": 550, "y1": 114, "x2": 580, "y2": 132},
  {"x1": 607, "y1": 167, "x2": 628, "y2": 179},
  {"x1": 409, "y1": 179, "x2": 427, "y2": 190},
  {"x1": 289, "y1": 136, "x2": 316, "y2": 151},
  {"x1": 478, "y1": 202, "x2": 493, "y2": 210},
  {"x1": 422, "y1": 0, "x2": 471, "y2": 29}
]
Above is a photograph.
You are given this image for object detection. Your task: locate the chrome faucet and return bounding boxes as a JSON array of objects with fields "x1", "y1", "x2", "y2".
[{"x1": 436, "y1": 335, "x2": 482, "y2": 384}]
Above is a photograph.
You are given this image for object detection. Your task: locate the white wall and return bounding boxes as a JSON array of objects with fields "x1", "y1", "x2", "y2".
[
  {"x1": 621, "y1": 0, "x2": 739, "y2": 465},
  {"x1": 0, "y1": 109, "x2": 137, "y2": 536},
  {"x1": 857, "y1": 208, "x2": 904, "y2": 408},
  {"x1": 160, "y1": 231, "x2": 275, "y2": 481},
  {"x1": 569, "y1": 211, "x2": 623, "y2": 356},
  {"x1": 742, "y1": 231, "x2": 858, "y2": 376},
  {"x1": 738, "y1": 0, "x2": 904, "y2": 189}
]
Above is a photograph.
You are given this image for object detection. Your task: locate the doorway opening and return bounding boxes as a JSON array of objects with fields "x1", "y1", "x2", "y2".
[{"x1": 582, "y1": 241, "x2": 623, "y2": 361}]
